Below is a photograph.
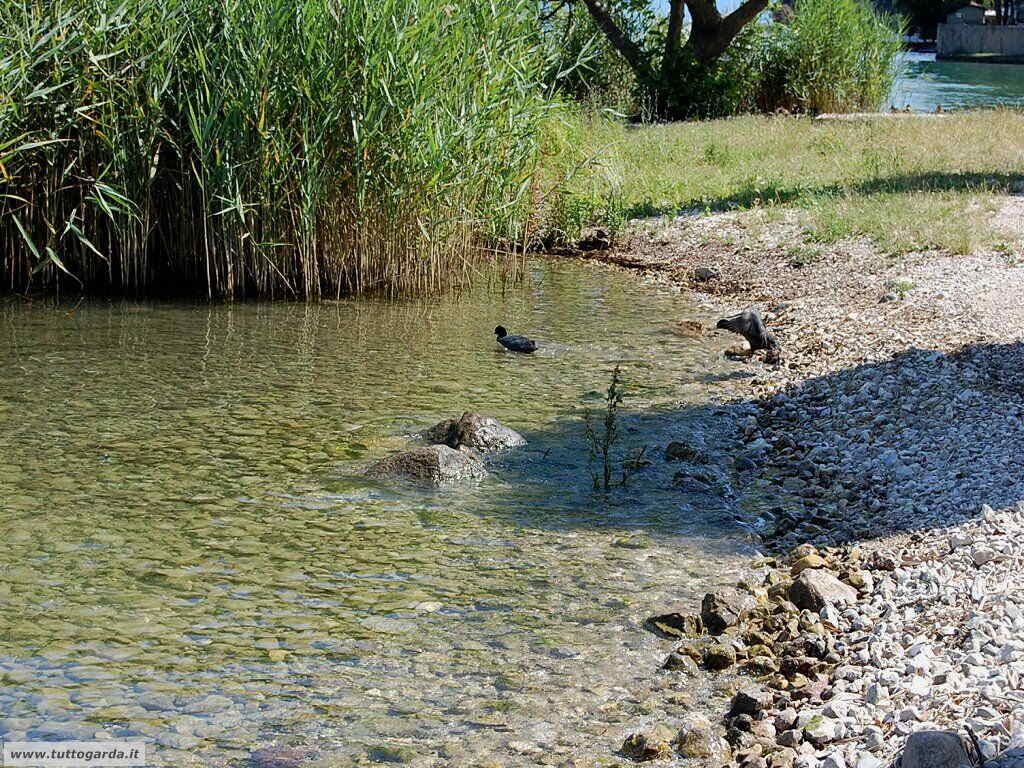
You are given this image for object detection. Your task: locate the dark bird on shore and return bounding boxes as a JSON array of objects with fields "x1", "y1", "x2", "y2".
[
  {"x1": 494, "y1": 326, "x2": 537, "y2": 354},
  {"x1": 716, "y1": 308, "x2": 780, "y2": 363}
]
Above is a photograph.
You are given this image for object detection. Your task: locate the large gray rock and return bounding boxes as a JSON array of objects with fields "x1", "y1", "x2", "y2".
[
  {"x1": 423, "y1": 412, "x2": 526, "y2": 453},
  {"x1": 702, "y1": 588, "x2": 757, "y2": 634},
  {"x1": 788, "y1": 569, "x2": 858, "y2": 612},
  {"x1": 901, "y1": 730, "x2": 970, "y2": 768},
  {"x1": 366, "y1": 445, "x2": 486, "y2": 485}
]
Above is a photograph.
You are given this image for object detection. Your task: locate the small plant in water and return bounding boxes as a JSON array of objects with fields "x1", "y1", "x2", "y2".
[{"x1": 584, "y1": 365, "x2": 625, "y2": 492}]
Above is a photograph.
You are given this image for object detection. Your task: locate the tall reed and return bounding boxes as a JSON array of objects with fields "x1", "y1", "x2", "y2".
[
  {"x1": 752, "y1": 0, "x2": 904, "y2": 114},
  {"x1": 0, "y1": 0, "x2": 551, "y2": 298}
]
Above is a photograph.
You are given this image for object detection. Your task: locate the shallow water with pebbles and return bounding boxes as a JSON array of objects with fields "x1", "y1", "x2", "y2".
[{"x1": 0, "y1": 260, "x2": 766, "y2": 765}]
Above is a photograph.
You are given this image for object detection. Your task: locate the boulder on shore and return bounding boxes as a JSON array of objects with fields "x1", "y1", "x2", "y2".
[
  {"x1": 366, "y1": 445, "x2": 486, "y2": 486},
  {"x1": 900, "y1": 730, "x2": 970, "y2": 768},
  {"x1": 787, "y1": 569, "x2": 858, "y2": 612},
  {"x1": 423, "y1": 412, "x2": 526, "y2": 453}
]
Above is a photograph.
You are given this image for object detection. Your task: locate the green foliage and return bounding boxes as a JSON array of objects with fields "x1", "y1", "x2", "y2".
[
  {"x1": 543, "y1": 0, "x2": 903, "y2": 120},
  {"x1": 0, "y1": 0, "x2": 552, "y2": 297},
  {"x1": 676, "y1": 0, "x2": 904, "y2": 118},
  {"x1": 540, "y1": 1, "x2": 656, "y2": 115}
]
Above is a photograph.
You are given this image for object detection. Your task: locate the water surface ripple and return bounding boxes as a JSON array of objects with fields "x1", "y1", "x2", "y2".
[{"x1": 0, "y1": 261, "x2": 761, "y2": 765}]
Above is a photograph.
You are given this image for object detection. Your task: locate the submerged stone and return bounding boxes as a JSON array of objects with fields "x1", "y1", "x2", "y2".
[
  {"x1": 365, "y1": 445, "x2": 486, "y2": 485},
  {"x1": 251, "y1": 746, "x2": 317, "y2": 768},
  {"x1": 644, "y1": 607, "x2": 703, "y2": 638},
  {"x1": 622, "y1": 723, "x2": 675, "y2": 761},
  {"x1": 704, "y1": 643, "x2": 737, "y2": 670},
  {"x1": 677, "y1": 713, "x2": 731, "y2": 760}
]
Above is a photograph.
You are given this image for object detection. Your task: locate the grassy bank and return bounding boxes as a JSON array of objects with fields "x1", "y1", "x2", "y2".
[
  {"x1": 541, "y1": 109, "x2": 1024, "y2": 256},
  {"x1": 0, "y1": 0, "x2": 548, "y2": 298}
]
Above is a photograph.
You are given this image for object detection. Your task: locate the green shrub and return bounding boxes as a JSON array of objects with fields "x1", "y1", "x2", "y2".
[{"x1": 756, "y1": 0, "x2": 904, "y2": 114}]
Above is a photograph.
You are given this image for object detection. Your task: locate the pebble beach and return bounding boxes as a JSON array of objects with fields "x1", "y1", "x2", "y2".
[{"x1": 589, "y1": 197, "x2": 1024, "y2": 768}]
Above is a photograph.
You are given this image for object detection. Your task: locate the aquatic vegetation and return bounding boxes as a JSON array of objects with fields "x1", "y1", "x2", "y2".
[
  {"x1": 584, "y1": 364, "x2": 625, "y2": 492},
  {"x1": 0, "y1": 0, "x2": 550, "y2": 297}
]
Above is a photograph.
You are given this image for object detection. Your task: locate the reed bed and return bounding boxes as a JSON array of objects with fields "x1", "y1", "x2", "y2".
[{"x1": 0, "y1": 0, "x2": 550, "y2": 298}]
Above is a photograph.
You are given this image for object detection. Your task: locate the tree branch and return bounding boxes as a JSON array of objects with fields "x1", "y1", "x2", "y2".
[
  {"x1": 662, "y1": 0, "x2": 686, "y2": 78},
  {"x1": 718, "y1": 0, "x2": 770, "y2": 47},
  {"x1": 683, "y1": 0, "x2": 769, "y2": 61},
  {"x1": 540, "y1": 0, "x2": 571, "y2": 24},
  {"x1": 684, "y1": 0, "x2": 723, "y2": 29},
  {"x1": 579, "y1": 0, "x2": 653, "y2": 81}
]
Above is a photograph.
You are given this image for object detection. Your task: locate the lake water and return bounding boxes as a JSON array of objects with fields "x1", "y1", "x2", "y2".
[
  {"x1": 0, "y1": 261, "x2": 770, "y2": 766},
  {"x1": 889, "y1": 51, "x2": 1024, "y2": 111}
]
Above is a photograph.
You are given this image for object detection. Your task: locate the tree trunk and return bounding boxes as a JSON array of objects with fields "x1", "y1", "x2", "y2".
[
  {"x1": 579, "y1": 0, "x2": 770, "y2": 118},
  {"x1": 682, "y1": 0, "x2": 770, "y2": 62}
]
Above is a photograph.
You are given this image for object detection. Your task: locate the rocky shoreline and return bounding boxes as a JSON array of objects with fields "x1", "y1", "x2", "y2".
[
  {"x1": 580, "y1": 204, "x2": 1024, "y2": 767},
  {"x1": 630, "y1": 503, "x2": 1024, "y2": 768}
]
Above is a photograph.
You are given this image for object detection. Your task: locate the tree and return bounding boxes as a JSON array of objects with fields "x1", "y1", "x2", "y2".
[{"x1": 575, "y1": 0, "x2": 771, "y2": 114}]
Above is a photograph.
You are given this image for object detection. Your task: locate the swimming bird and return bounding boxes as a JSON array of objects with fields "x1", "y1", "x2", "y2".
[
  {"x1": 494, "y1": 326, "x2": 537, "y2": 354},
  {"x1": 715, "y1": 308, "x2": 780, "y2": 363}
]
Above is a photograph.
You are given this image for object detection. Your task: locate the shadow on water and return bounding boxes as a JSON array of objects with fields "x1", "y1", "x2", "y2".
[{"x1": 349, "y1": 337, "x2": 1023, "y2": 551}]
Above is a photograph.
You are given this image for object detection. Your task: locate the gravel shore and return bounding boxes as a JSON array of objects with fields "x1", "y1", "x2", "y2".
[{"x1": 582, "y1": 199, "x2": 1024, "y2": 767}]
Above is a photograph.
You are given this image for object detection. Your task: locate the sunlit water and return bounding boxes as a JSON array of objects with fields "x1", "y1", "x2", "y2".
[
  {"x1": 0, "y1": 261, "x2": 766, "y2": 766},
  {"x1": 889, "y1": 51, "x2": 1024, "y2": 111}
]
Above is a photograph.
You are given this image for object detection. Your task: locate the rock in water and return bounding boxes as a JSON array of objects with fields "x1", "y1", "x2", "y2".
[
  {"x1": 704, "y1": 643, "x2": 738, "y2": 670},
  {"x1": 702, "y1": 588, "x2": 757, "y2": 634},
  {"x1": 665, "y1": 441, "x2": 707, "y2": 462},
  {"x1": 250, "y1": 747, "x2": 317, "y2": 768},
  {"x1": 644, "y1": 606, "x2": 703, "y2": 638},
  {"x1": 788, "y1": 570, "x2": 858, "y2": 612},
  {"x1": 366, "y1": 445, "x2": 486, "y2": 485},
  {"x1": 423, "y1": 412, "x2": 526, "y2": 453},
  {"x1": 901, "y1": 731, "x2": 970, "y2": 768},
  {"x1": 677, "y1": 713, "x2": 731, "y2": 760},
  {"x1": 621, "y1": 724, "x2": 675, "y2": 761}
]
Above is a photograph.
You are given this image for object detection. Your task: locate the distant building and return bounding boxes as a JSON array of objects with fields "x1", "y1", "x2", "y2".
[
  {"x1": 945, "y1": 2, "x2": 986, "y2": 25},
  {"x1": 938, "y1": 1, "x2": 1024, "y2": 58}
]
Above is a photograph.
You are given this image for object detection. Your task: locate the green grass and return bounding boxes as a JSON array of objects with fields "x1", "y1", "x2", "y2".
[
  {"x1": 0, "y1": 0, "x2": 550, "y2": 298},
  {"x1": 539, "y1": 109, "x2": 1024, "y2": 254}
]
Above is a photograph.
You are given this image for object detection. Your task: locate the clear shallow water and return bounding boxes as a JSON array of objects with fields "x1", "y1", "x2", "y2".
[
  {"x1": 0, "y1": 261, "x2": 762, "y2": 766},
  {"x1": 889, "y1": 51, "x2": 1024, "y2": 111}
]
